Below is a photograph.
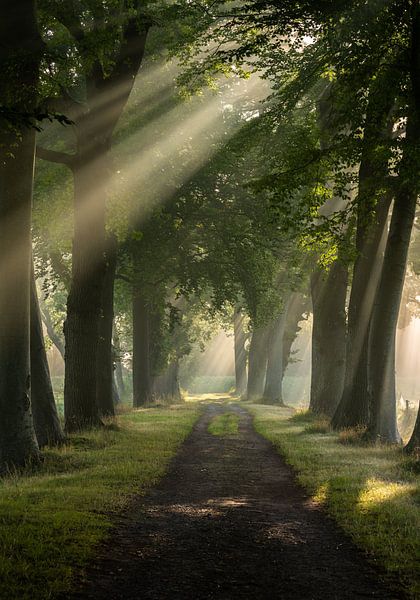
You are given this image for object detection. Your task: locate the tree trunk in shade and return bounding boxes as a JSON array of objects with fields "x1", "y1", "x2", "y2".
[
  {"x1": 233, "y1": 308, "x2": 248, "y2": 396},
  {"x1": 332, "y1": 65, "x2": 395, "y2": 430},
  {"x1": 64, "y1": 147, "x2": 106, "y2": 432},
  {"x1": 310, "y1": 260, "x2": 348, "y2": 416},
  {"x1": 332, "y1": 194, "x2": 390, "y2": 429},
  {"x1": 282, "y1": 292, "x2": 309, "y2": 374},
  {"x1": 113, "y1": 328, "x2": 126, "y2": 397},
  {"x1": 263, "y1": 297, "x2": 292, "y2": 405},
  {"x1": 132, "y1": 291, "x2": 152, "y2": 407},
  {"x1": 247, "y1": 325, "x2": 269, "y2": 401},
  {"x1": 371, "y1": 9, "x2": 420, "y2": 447},
  {"x1": 0, "y1": 0, "x2": 42, "y2": 472},
  {"x1": 152, "y1": 360, "x2": 182, "y2": 402},
  {"x1": 96, "y1": 235, "x2": 117, "y2": 417},
  {"x1": 368, "y1": 186, "x2": 416, "y2": 443},
  {"x1": 30, "y1": 266, "x2": 65, "y2": 447}
]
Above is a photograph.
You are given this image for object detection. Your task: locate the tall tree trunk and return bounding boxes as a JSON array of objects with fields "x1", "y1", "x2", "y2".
[
  {"x1": 30, "y1": 266, "x2": 65, "y2": 447},
  {"x1": 332, "y1": 67, "x2": 396, "y2": 430},
  {"x1": 404, "y1": 4, "x2": 420, "y2": 454},
  {"x1": 332, "y1": 195, "x2": 391, "y2": 429},
  {"x1": 37, "y1": 14, "x2": 150, "y2": 431},
  {"x1": 132, "y1": 291, "x2": 152, "y2": 407},
  {"x1": 282, "y1": 292, "x2": 309, "y2": 373},
  {"x1": 0, "y1": 127, "x2": 40, "y2": 471},
  {"x1": 0, "y1": 0, "x2": 42, "y2": 472},
  {"x1": 233, "y1": 308, "x2": 247, "y2": 396},
  {"x1": 310, "y1": 260, "x2": 348, "y2": 416},
  {"x1": 369, "y1": 7, "x2": 420, "y2": 445},
  {"x1": 263, "y1": 297, "x2": 292, "y2": 405},
  {"x1": 64, "y1": 147, "x2": 107, "y2": 432},
  {"x1": 39, "y1": 297, "x2": 65, "y2": 360},
  {"x1": 113, "y1": 327, "x2": 126, "y2": 397},
  {"x1": 168, "y1": 360, "x2": 182, "y2": 402},
  {"x1": 112, "y1": 375, "x2": 121, "y2": 405},
  {"x1": 247, "y1": 325, "x2": 269, "y2": 401},
  {"x1": 367, "y1": 189, "x2": 416, "y2": 443},
  {"x1": 96, "y1": 234, "x2": 117, "y2": 417},
  {"x1": 152, "y1": 360, "x2": 182, "y2": 402}
]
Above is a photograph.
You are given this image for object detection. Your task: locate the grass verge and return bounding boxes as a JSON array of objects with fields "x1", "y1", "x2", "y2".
[
  {"x1": 0, "y1": 404, "x2": 200, "y2": 599},
  {"x1": 248, "y1": 404, "x2": 420, "y2": 599},
  {"x1": 208, "y1": 412, "x2": 240, "y2": 436}
]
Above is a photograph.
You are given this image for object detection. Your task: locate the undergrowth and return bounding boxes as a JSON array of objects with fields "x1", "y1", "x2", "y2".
[
  {"x1": 0, "y1": 404, "x2": 199, "y2": 600},
  {"x1": 248, "y1": 404, "x2": 420, "y2": 599}
]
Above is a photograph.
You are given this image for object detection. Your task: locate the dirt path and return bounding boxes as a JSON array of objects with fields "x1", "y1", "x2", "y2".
[{"x1": 70, "y1": 402, "x2": 402, "y2": 600}]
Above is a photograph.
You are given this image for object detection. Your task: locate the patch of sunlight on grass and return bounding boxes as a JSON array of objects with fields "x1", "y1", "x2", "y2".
[
  {"x1": 313, "y1": 482, "x2": 330, "y2": 504},
  {"x1": 358, "y1": 478, "x2": 417, "y2": 510},
  {"x1": 247, "y1": 404, "x2": 420, "y2": 600},
  {"x1": 185, "y1": 392, "x2": 232, "y2": 404},
  {"x1": 208, "y1": 413, "x2": 239, "y2": 436},
  {"x1": 0, "y1": 404, "x2": 200, "y2": 600}
]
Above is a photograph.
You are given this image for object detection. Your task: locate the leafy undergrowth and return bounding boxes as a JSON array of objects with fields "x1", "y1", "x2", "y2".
[
  {"x1": 208, "y1": 412, "x2": 240, "y2": 436},
  {"x1": 0, "y1": 405, "x2": 199, "y2": 600},
  {"x1": 249, "y1": 404, "x2": 420, "y2": 599}
]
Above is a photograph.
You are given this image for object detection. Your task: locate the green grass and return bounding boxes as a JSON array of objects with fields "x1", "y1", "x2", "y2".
[
  {"x1": 248, "y1": 404, "x2": 420, "y2": 599},
  {"x1": 208, "y1": 412, "x2": 240, "y2": 436},
  {"x1": 0, "y1": 404, "x2": 200, "y2": 599}
]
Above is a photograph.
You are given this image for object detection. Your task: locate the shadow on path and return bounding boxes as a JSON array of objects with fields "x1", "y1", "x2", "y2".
[{"x1": 70, "y1": 402, "x2": 402, "y2": 599}]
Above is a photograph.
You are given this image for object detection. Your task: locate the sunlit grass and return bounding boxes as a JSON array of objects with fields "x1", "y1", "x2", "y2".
[
  {"x1": 185, "y1": 392, "x2": 233, "y2": 404},
  {"x1": 208, "y1": 412, "x2": 240, "y2": 436},
  {"x1": 0, "y1": 405, "x2": 199, "y2": 599},
  {"x1": 249, "y1": 404, "x2": 420, "y2": 599}
]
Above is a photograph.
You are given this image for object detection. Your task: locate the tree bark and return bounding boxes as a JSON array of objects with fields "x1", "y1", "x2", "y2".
[
  {"x1": 63, "y1": 146, "x2": 106, "y2": 431},
  {"x1": 132, "y1": 291, "x2": 152, "y2": 407},
  {"x1": 263, "y1": 297, "x2": 292, "y2": 405},
  {"x1": 30, "y1": 266, "x2": 65, "y2": 447},
  {"x1": 112, "y1": 374, "x2": 121, "y2": 405},
  {"x1": 39, "y1": 297, "x2": 65, "y2": 360},
  {"x1": 369, "y1": 7, "x2": 420, "y2": 445},
  {"x1": 96, "y1": 234, "x2": 117, "y2": 417},
  {"x1": 113, "y1": 327, "x2": 126, "y2": 397},
  {"x1": 310, "y1": 260, "x2": 348, "y2": 416},
  {"x1": 233, "y1": 308, "x2": 248, "y2": 396},
  {"x1": 332, "y1": 67, "x2": 396, "y2": 430},
  {"x1": 404, "y1": 4, "x2": 420, "y2": 454},
  {"x1": 37, "y1": 9, "x2": 150, "y2": 431},
  {"x1": 152, "y1": 360, "x2": 182, "y2": 402},
  {"x1": 367, "y1": 188, "x2": 416, "y2": 443},
  {"x1": 282, "y1": 292, "x2": 309, "y2": 373},
  {"x1": 0, "y1": 0, "x2": 42, "y2": 472},
  {"x1": 247, "y1": 324, "x2": 269, "y2": 401},
  {"x1": 332, "y1": 194, "x2": 391, "y2": 429}
]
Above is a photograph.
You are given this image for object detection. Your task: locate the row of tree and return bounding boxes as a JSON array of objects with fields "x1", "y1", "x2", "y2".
[{"x1": 1, "y1": 0, "x2": 420, "y2": 475}]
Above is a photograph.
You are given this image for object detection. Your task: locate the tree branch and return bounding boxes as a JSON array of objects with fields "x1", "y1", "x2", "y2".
[{"x1": 36, "y1": 146, "x2": 76, "y2": 167}]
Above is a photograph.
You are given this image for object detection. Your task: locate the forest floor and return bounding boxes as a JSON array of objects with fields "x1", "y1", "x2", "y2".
[{"x1": 68, "y1": 400, "x2": 403, "y2": 600}]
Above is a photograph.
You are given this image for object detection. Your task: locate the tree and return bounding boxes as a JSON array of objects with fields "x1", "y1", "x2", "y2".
[
  {"x1": 0, "y1": 0, "x2": 43, "y2": 472},
  {"x1": 233, "y1": 307, "x2": 248, "y2": 396},
  {"x1": 37, "y1": 0, "x2": 151, "y2": 430},
  {"x1": 30, "y1": 264, "x2": 65, "y2": 447}
]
